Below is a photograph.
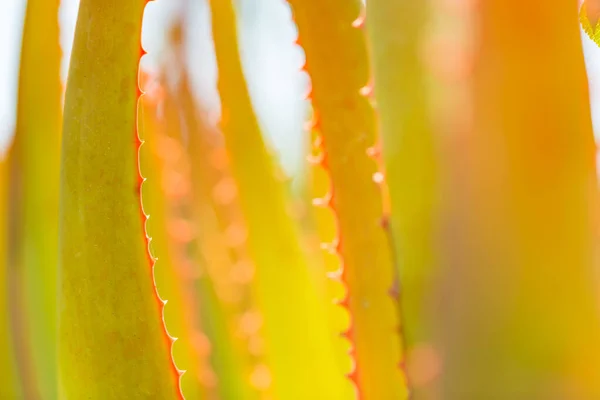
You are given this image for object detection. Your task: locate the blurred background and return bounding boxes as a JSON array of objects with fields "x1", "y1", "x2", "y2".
[
  {"x1": 0, "y1": 0, "x2": 308, "y2": 179},
  {"x1": 3, "y1": 1, "x2": 600, "y2": 398},
  {"x1": 2, "y1": 0, "x2": 600, "y2": 177}
]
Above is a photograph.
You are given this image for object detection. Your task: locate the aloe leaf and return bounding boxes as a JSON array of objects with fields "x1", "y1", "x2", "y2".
[
  {"x1": 307, "y1": 134, "x2": 354, "y2": 377},
  {"x1": 366, "y1": 0, "x2": 438, "y2": 375},
  {"x1": 177, "y1": 80, "x2": 260, "y2": 400},
  {"x1": 139, "y1": 90, "x2": 205, "y2": 400},
  {"x1": 287, "y1": 0, "x2": 407, "y2": 397},
  {"x1": 435, "y1": 1, "x2": 600, "y2": 397},
  {"x1": 155, "y1": 72, "x2": 256, "y2": 399},
  {"x1": 58, "y1": 1, "x2": 181, "y2": 398},
  {"x1": 0, "y1": 148, "x2": 21, "y2": 399},
  {"x1": 196, "y1": 273, "x2": 255, "y2": 400},
  {"x1": 210, "y1": 1, "x2": 347, "y2": 398},
  {"x1": 11, "y1": 0, "x2": 62, "y2": 396}
]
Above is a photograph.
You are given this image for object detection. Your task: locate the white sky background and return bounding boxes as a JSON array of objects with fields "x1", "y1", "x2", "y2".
[
  {"x1": 583, "y1": 33, "x2": 600, "y2": 137},
  {"x1": 0, "y1": 0, "x2": 307, "y2": 175},
  {"x1": 2, "y1": 1, "x2": 600, "y2": 171}
]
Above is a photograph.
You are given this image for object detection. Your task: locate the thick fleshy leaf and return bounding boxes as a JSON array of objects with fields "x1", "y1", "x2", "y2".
[
  {"x1": 196, "y1": 273, "x2": 256, "y2": 400},
  {"x1": 287, "y1": 0, "x2": 406, "y2": 397},
  {"x1": 210, "y1": 1, "x2": 348, "y2": 398},
  {"x1": 307, "y1": 138, "x2": 354, "y2": 379},
  {"x1": 12, "y1": 0, "x2": 62, "y2": 396},
  {"x1": 0, "y1": 149, "x2": 21, "y2": 399},
  {"x1": 177, "y1": 80, "x2": 261, "y2": 399},
  {"x1": 366, "y1": 0, "x2": 439, "y2": 375},
  {"x1": 434, "y1": 1, "x2": 600, "y2": 397},
  {"x1": 139, "y1": 90, "x2": 205, "y2": 400},
  {"x1": 58, "y1": 1, "x2": 181, "y2": 398}
]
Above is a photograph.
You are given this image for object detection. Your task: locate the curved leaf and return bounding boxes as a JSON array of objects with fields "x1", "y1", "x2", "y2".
[
  {"x1": 179, "y1": 83, "x2": 260, "y2": 400},
  {"x1": 139, "y1": 91, "x2": 205, "y2": 400},
  {"x1": 13, "y1": 0, "x2": 62, "y2": 396},
  {"x1": 210, "y1": 1, "x2": 347, "y2": 398},
  {"x1": 0, "y1": 149, "x2": 20, "y2": 399},
  {"x1": 366, "y1": 0, "x2": 438, "y2": 376},
  {"x1": 436, "y1": 1, "x2": 600, "y2": 397},
  {"x1": 287, "y1": 0, "x2": 406, "y2": 398},
  {"x1": 58, "y1": 1, "x2": 181, "y2": 397}
]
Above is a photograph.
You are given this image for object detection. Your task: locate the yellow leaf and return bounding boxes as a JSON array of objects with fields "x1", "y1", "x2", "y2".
[
  {"x1": 288, "y1": 0, "x2": 407, "y2": 398},
  {"x1": 58, "y1": 1, "x2": 181, "y2": 397},
  {"x1": 435, "y1": 1, "x2": 600, "y2": 397},
  {"x1": 210, "y1": 1, "x2": 348, "y2": 398},
  {"x1": 0, "y1": 148, "x2": 21, "y2": 399},
  {"x1": 178, "y1": 79, "x2": 261, "y2": 399},
  {"x1": 13, "y1": 0, "x2": 62, "y2": 396},
  {"x1": 139, "y1": 91, "x2": 205, "y2": 400},
  {"x1": 366, "y1": 0, "x2": 439, "y2": 380}
]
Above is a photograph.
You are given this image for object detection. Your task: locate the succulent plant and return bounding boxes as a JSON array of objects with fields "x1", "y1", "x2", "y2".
[{"x1": 2, "y1": 0, "x2": 600, "y2": 399}]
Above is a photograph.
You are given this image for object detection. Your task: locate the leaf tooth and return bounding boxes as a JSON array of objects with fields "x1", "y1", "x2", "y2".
[
  {"x1": 328, "y1": 265, "x2": 344, "y2": 281},
  {"x1": 320, "y1": 237, "x2": 341, "y2": 254},
  {"x1": 388, "y1": 280, "x2": 400, "y2": 302},
  {"x1": 345, "y1": 338, "x2": 364, "y2": 399},
  {"x1": 312, "y1": 132, "x2": 323, "y2": 148},
  {"x1": 306, "y1": 151, "x2": 325, "y2": 166},
  {"x1": 303, "y1": 119, "x2": 316, "y2": 132},
  {"x1": 352, "y1": 2, "x2": 366, "y2": 29},
  {"x1": 312, "y1": 191, "x2": 332, "y2": 208},
  {"x1": 311, "y1": 113, "x2": 322, "y2": 132},
  {"x1": 358, "y1": 83, "x2": 374, "y2": 98},
  {"x1": 302, "y1": 80, "x2": 313, "y2": 100},
  {"x1": 372, "y1": 171, "x2": 385, "y2": 185},
  {"x1": 336, "y1": 297, "x2": 350, "y2": 311},
  {"x1": 346, "y1": 367, "x2": 360, "y2": 383},
  {"x1": 358, "y1": 79, "x2": 378, "y2": 108},
  {"x1": 365, "y1": 144, "x2": 380, "y2": 160}
]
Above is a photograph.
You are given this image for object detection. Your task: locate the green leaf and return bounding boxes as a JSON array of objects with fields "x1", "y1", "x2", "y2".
[
  {"x1": 434, "y1": 0, "x2": 600, "y2": 397},
  {"x1": 177, "y1": 75, "x2": 261, "y2": 399},
  {"x1": 58, "y1": 1, "x2": 181, "y2": 397},
  {"x1": 288, "y1": 0, "x2": 407, "y2": 398},
  {"x1": 139, "y1": 92, "x2": 205, "y2": 400},
  {"x1": 210, "y1": 1, "x2": 348, "y2": 398},
  {"x1": 366, "y1": 0, "x2": 438, "y2": 362},
  {"x1": 13, "y1": 0, "x2": 62, "y2": 396},
  {"x1": 0, "y1": 148, "x2": 21, "y2": 399}
]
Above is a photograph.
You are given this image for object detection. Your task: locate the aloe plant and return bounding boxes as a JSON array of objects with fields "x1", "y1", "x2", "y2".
[
  {"x1": 0, "y1": 147, "x2": 20, "y2": 398},
  {"x1": 286, "y1": 1, "x2": 407, "y2": 398},
  {"x1": 366, "y1": 0, "x2": 438, "y2": 357},
  {"x1": 434, "y1": 1, "x2": 600, "y2": 397},
  {"x1": 210, "y1": 1, "x2": 348, "y2": 398},
  {"x1": 139, "y1": 89, "x2": 205, "y2": 400},
  {"x1": 58, "y1": 0, "x2": 181, "y2": 397},
  {"x1": 3, "y1": 0, "x2": 600, "y2": 398},
  {"x1": 10, "y1": 0, "x2": 62, "y2": 397}
]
